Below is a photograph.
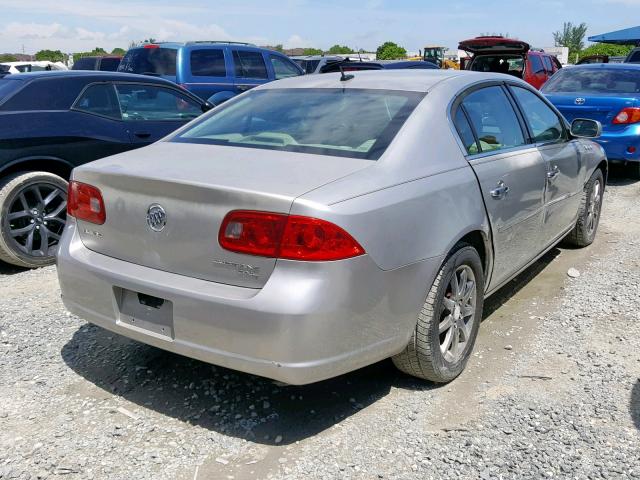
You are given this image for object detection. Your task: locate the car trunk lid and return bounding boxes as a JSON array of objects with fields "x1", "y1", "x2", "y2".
[
  {"x1": 458, "y1": 36, "x2": 530, "y2": 55},
  {"x1": 546, "y1": 93, "x2": 638, "y2": 129},
  {"x1": 73, "y1": 142, "x2": 371, "y2": 288}
]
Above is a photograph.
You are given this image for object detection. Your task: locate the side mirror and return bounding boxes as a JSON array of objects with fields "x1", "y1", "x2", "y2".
[
  {"x1": 570, "y1": 118, "x2": 602, "y2": 139},
  {"x1": 207, "y1": 91, "x2": 236, "y2": 108},
  {"x1": 201, "y1": 101, "x2": 214, "y2": 112}
]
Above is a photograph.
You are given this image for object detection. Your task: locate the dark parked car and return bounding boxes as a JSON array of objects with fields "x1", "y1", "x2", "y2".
[
  {"x1": 319, "y1": 59, "x2": 438, "y2": 73},
  {"x1": 117, "y1": 42, "x2": 303, "y2": 105},
  {"x1": 0, "y1": 71, "x2": 210, "y2": 268},
  {"x1": 72, "y1": 56, "x2": 122, "y2": 71}
]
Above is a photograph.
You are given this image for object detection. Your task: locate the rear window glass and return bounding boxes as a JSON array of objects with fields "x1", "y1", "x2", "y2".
[
  {"x1": 543, "y1": 68, "x2": 640, "y2": 94},
  {"x1": 232, "y1": 50, "x2": 268, "y2": 79},
  {"x1": 542, "y1": 56, "x2": 553, "y2": 72},
  {"x1": 172, "y1": 88, "x2": 424, "y2": 160},
  {"x1": 469, "y1": 55, "x2": 524, "y2": 78},
  {"x1": 529, "y1": 55, "x2": 545, "y2": 74},
  {"x1": 118, "y1": 48, "x2": 177, "y2": 76},
  {"x1": 190, "y1": 49, "x2": 226, "y2": 77},
  {"x1": 99, "y1": 58, "x2": 121, "y2": 71},
  {"x1": 72, "y1": 57, "x2": 97, "y2": 70},
  {"x1": 0, "y1": 78, "x2": 84, "y2": 111},
  {"x1": 0, "y1": 78, "x2": 24, "y2": 104}
]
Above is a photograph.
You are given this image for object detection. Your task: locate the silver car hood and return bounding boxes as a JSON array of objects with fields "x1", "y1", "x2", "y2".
[{"x1": 72, "y1": 142, "x2": 372, "y2": 288}]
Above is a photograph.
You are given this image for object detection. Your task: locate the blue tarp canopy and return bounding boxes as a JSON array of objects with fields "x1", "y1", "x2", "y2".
[{"x1": 588, "y1": 26, "x2": 640, "y2": 45}]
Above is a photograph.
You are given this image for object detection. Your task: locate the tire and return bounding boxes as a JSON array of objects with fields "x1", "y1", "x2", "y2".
[
  {"x1": 392, "y1": 243, "x2": 485, "y2": 383},
  {"x1": 564, "y1": 168, "x2": 604, "y2": 248},
  {"x1": 629, "y1": 162, "x2": 640, "y2": 180},
  {"x1": 0, "y1": 171, "x2": 68, "y2": 268}
]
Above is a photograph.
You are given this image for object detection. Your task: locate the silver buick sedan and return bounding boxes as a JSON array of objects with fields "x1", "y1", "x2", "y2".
[{"x1": 57, "y1": 70, "x2": 606, "y2": 384}]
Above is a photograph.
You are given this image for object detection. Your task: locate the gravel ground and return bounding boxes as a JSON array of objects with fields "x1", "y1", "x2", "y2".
[{"x1": 1, "y1": 172, "x2": 639, "y2": 480}]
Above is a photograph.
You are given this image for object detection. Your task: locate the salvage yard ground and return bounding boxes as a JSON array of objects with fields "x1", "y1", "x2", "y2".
[{"x1": 1, "y1": 169, "x2": 639, "y2": 480}]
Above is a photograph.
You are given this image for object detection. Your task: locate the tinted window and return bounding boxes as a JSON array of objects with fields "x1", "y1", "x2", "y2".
[
  {"x1": 511, "y1": 86, "x2": 564, "y2": 143},
  {"x1": 232, "y1": 50, "x2": 268, "y2": 79},
  {"x1": 529, "y1": 55, "x2": 545, "y2": 74},
  {"x1": 190, "y1": 49, "x2": 226, "y2": 77},
  {"x1": 542, "y1": 56, "x2": 553, "y2": 72},
  {"x1": 461, "y1": 86, "x2": 526, "y2": 153},
  {"x1": 627, "y1": 50, "x2": 640, "y2": 63},
  {"x1": 470, "y1": 55, "x2": 524, "y2": 78},
  {"x1": 99, "y1": 57, "x2": 121, "y2": 71},
  {"x1": 118, "y1": 48, "x2": 177, "y2": 76},
  {"x1": 73, "y1": 57, "x2": 97, "y2": 70},
  {"x1": 115, "y1": 84, "x2": 201, "y2": 121},
  {"x1": 73, "y1": 83, "x2": 121, "y2": 119},
  {"x1": 543, "y1": 67, "x2": 640, "y2": 94},
  {"x1": 294, "y1": 59, "x2": 320, "y2": 74},
  {"x1": 270, "y1": 55, "x2": 301, "y2": 79},
  {"x1": 1, "y1": 78, "x2": 84, "y2": 111},
  {"x1": 0, "y1": 78, "x2": 24, "y2": 105},
  {"x1": 173, "y1": 88, "x2": 424, "y2": 160},
  {"x1": 453, "y1": 108, "x2": 478, "y2": 154}
]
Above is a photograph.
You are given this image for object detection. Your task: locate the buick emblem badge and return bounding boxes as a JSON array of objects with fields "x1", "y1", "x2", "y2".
[
  {"x1": 574, "y1": 97, "x2": 586, "y2": 105},
  {"x1": 146, "y1": 204, "x2": 167, "y2": 232}
]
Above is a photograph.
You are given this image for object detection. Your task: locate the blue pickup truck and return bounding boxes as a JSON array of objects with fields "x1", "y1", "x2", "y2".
[{"x1": 118, "y1": 41, "x2": 304, "y2": 104}]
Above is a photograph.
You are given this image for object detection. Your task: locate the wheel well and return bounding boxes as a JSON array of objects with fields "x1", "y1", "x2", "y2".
[
  {"x1": 597, "y1": 160, "x2": 608, "y2": 183},
  {"x1": 458, "y1": 230, "x2": 488, "y2": 274},
  {"x1": 0, "y1": 159, "x2": 72, "y2": 181}
]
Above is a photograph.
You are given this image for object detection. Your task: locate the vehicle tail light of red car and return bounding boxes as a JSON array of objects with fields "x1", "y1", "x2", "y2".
[
  {"x1": 219, "y1": 210, "x2": 365, "y2": 261},
  {"x1": 613, "y1": 107, "x2": 640, "y2": 125},
  {"x1": 67, "y1": 181, "x2": 106, "y2": 225}
]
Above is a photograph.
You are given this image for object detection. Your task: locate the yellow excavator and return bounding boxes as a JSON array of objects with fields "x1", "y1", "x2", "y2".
[{"x1": 409, "y1": 46, "x2": 459, "y2": 69}]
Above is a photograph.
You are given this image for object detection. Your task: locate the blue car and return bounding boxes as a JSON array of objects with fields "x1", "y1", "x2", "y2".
[
  {"x1": 543, "y1": 63, "x2": 640, "y2": 178},
  {"x1": 117, "y1": 42, "x2": 304, "y2": 104},
  {"x1": 0, "y1": 70, "x2": 210, "y2": 268}
]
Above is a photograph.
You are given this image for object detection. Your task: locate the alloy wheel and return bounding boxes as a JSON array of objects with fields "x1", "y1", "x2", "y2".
[
  {"x1": 439, "y1": 265, "x2": 477, "y2": 363},
  {"x1": 586, "y1": 179, "x2": 602, "y2": 236}
]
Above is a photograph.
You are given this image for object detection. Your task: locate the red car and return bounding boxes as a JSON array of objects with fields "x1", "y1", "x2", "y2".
[{"x1": 459, "y1": 36, "x2": 562, "y2": 89}]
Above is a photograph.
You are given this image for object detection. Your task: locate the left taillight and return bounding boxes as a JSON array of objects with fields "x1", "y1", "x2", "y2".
[
  {"x1": 219, "y1": 210, "x2": 365, "y2": 261},
  {"x1": 67, "y1": 181, "x2": 106, "y2": 225}
]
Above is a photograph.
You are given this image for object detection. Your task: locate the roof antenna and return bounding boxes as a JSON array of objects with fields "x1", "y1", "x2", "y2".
[{"x1": 339, "y1": 65, "x2": 354, "y2": 81}]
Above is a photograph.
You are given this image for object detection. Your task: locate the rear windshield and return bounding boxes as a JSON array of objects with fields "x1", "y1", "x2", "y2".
[
  {"x1": 72, "y1": 57, "x2": 97, "y2": 70},
  {"x1": 0, "y1": 78, "x2": 24, "y2": 103},
  {"x1": 469, "y1": 55, "x2": 524, "y2": 78},
  {"x1": 172, "y1": 88, "x2": 424, "y2": 160},
  {"x1": 99, "y1": 57, "x2": 121, "y2": 71},
  {"x1": 118, "y1": 47, "x2": 177, "y2": 76},
  {"x1": 543, "y1": 68, "x2": 640, "y2": 94}
]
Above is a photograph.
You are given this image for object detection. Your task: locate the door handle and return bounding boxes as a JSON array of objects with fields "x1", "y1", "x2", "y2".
[
  {"x1": 547, "y1": 165, "x2": 560, "y2": 180},
  {"x1": 490, "y1": 181, "x2": 510, "y2": 199},
  {"x1": 134, "y1": 131, "x2": 151, "y2": 139}
]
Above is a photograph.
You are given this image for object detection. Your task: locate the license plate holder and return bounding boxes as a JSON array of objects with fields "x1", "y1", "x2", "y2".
[{"x1": 115, "y1": 287, "x2": 174, "y2": 339}]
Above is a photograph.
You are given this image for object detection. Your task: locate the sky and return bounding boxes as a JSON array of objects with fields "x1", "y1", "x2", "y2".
[{"x1": 0, "y1": 0, "x2": 637, "y2": 55}]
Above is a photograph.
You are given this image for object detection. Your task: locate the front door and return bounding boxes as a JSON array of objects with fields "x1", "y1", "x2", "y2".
[
  {"x1": 231, "y1": 49, "x2": 269, "y2": 95},
  {"x1": 114, "y1": 83, "x2": 203, "y2": 146},
  {"x1": 455, "y1": 85, "x2": 548, "y2": 289},
  {"x1": 508, "y1": 85, "x2": 583, "y2": 245}
]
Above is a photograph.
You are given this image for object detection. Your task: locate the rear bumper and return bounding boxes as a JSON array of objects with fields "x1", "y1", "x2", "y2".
[
  {"x1": 595, "y1": 126, "x2": 640, "y2": 163},
  {"x1": 57, "y1": 220, "x2": 443, "y2": 384}
]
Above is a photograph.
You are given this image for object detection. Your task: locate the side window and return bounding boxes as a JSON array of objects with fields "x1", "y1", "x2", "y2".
[
  {"x1": 73, "y1": 83, "x2": 121, "y2": 119},
  {"x1": 270, "y1": 55, "x2": 301, "y2": 79},
  {"x1": 453, "y1": 107, "x2": 478, "y2": 154},
  {"x1": 529, "y1": 55, "x2": 545, "y2": 74},
  {"x1": 115, "y1": 84, "x2": 202, "y2": 121},
  {"x1": 99, "y1": 58, "x2": 121, "y2": 72},
  {"x1": 542, "y1": 56, "x2": 553, "y2": 73},
  {"x1": 461, "y1": 86, "x2": 526, "y2": 153},
  {"x1": 190, "y1": 49, "x2": 227, "y2": 77},
  {"x1": 232, "y1": 50, "x2": 268, "y2": 79},
  {"x1": 510, "y1": 86, "x2": 565, "y2": 143}
]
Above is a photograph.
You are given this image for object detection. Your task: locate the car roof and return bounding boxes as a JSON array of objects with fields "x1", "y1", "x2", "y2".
[
  {"x1": 257, "y1": 69, "x2": 502, "y2": 93},
  {"x1": 129, "y1": 42, "x2": 264, "y2": 50},
  {"x1": 4, "y1": 70, "x2": 182, "y2": 85},
  {"x1": 567, "y1": 63, "x2": 640, "y2": 70}
]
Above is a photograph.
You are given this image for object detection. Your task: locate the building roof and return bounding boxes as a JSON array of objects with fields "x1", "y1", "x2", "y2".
[{"x1": 588, "y1": 26, "x2": 640, "y2": 45}]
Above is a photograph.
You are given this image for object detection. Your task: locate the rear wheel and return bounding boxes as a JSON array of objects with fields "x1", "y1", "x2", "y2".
[
  {"x1": 565, "y1": 168, "x2": 604, "y2": 248},
  {"x1": 392, "y1": 243, "x2": 484, "y2": 383},
  {"x1": 0, "y1": 172, "x2": 68, "y2": 268},
  {"x1": 629, "y1": 162, "x2": 640, "y2": 180}
]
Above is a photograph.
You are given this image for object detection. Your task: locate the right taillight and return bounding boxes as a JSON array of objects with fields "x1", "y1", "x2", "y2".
[
  {"x1": 613, "y1": 107, "x2": 640, "y2": 124},
  {"x1": 67, "y1": 181, "x2": 106, "y2": 225},
  {"x1": 219, "y1": 210, "x2": 365, "y2": 261}
]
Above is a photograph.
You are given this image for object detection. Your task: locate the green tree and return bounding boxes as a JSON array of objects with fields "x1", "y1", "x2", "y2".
[
  {"x1": 579, "y1": 43, "x2": 634, "y2": 58},
  {"x1": 111, "y1": 47, "x2": 126, "y2": 56},
  {"x1": 376, "y1": 41, "x2": 407, "y2": 60},
  {"x1": 35, "y1": 49, "x2": 65, "y2": 62},
  {"x1": 0, "y1": 54, "x2": 18, "y2": 62},
  {"x1": 73, "y1": 47, "x2": 108, "y2": 62},
  {"x1": 553, "y1": 22, "x2": 588, "y2": 61},
  {"x1": 327, "y1": 44, "x2": 354, "y2": 54},
  {"x1": 302, "y1": 47, "x2": 323, "y2": 55}
]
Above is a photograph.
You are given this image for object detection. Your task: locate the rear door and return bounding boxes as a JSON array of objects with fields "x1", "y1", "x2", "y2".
[
  {"x1": 509, "y1": 85, "x2": 582, "y2": 243},
  {"x1": 185, "y1": 47, "x2": 233, "y2": 100},
  {"x1": 114, "y1": 83, "x2": 203, "y2": 146},
  {"x1": 454, "y1": 84, "x2": 547, "y2": 289},
  {"x1": 231, "y1": 49, "x2": 269, "y2": 94}
]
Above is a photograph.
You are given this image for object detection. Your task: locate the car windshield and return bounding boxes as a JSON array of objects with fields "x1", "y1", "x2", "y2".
[
  {"x1": 543, "y1": 67, "x2": 640, "y2": 94},
  {"x1": 118, "y1": 47, "x2": 177, "y2": 76},
  {"x1": 173, "y1": 88, "x2": 424, "y2": 160},
  {"x1": 470, "y1": 55, "x2": 524, "y2": 77}
]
